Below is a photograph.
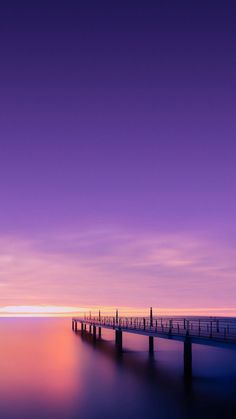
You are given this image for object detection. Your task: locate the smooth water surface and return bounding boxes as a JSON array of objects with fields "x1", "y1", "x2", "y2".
[{"x1": 0, "y1": 318, "x2": 236, "y2": 419}]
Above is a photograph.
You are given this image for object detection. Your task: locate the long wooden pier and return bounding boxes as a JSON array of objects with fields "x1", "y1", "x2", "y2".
[{"x1": 72, "y1": 309, "x2": 236, "y2": 379}]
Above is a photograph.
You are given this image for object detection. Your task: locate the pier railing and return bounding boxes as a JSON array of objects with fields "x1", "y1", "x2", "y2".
[{"x1": 80, "y1": 316, "x2": 236, "y2": 343}]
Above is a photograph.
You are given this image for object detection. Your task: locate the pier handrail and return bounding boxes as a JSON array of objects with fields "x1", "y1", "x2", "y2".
[{"x1": 73, "y1": 315, "x2": 236, "y2": 344}]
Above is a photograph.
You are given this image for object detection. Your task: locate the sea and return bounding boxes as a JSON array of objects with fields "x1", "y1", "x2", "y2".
[{"x1": 0, "y1": 318, "x2": 235, "y2": 419}]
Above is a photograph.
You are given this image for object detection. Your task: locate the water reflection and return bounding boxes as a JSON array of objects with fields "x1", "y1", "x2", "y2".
[{"x1": 0, "y1": 318, "x2": 235, "y2": 419}]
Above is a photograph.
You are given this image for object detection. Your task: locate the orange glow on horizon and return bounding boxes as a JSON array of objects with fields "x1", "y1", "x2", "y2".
[{"x1": 0, "y1": 305, "x2": 235, "y2": 317}]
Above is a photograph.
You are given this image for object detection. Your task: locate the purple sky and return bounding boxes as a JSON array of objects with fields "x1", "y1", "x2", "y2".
[{"x1": 0, "y1": 1, "x2": 236, "y2": 313}]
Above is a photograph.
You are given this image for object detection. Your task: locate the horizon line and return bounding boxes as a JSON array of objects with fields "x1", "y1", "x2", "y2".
[{"x1": 0, "y1": 305, "x2": 235, "y2": 317}]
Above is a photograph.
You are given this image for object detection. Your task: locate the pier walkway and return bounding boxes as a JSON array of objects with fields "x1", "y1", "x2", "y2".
[{"x1": 72, "y1": 309, "x2": 236, "y2": 378}]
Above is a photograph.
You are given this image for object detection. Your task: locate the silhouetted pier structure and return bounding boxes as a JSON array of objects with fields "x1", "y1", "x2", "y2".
[{"x1": 72, "y1": 308, "x2": 236, "y2": 379}]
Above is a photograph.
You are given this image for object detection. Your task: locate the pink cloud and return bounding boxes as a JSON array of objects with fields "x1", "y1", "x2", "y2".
[{"x1": 0, "y1": 229, "x2": 235, "y2": 313}]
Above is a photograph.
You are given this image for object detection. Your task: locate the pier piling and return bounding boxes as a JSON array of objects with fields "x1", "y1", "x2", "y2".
[
  {"x1": 93, "y1": 325, "x2": 96, "y2": 341},
  {"x1": 115, "y1": 329, "x2": 123, "y2": 352},
  {"x1": 149, "y1": 336, "x2": 154, "y2": 354},
  {"x1": 184, "y1": 337, "x2": 192, "y2": 379}
]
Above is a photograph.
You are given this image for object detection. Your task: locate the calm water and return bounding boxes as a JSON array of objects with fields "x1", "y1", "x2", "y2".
[{"x1": 0, "y1": 318, "x2": 236, "y2": 419}]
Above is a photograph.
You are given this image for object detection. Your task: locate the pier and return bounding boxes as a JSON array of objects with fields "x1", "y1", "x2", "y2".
[{"x1": 72, "y1": 309, "x2": 236, "y2": 379}]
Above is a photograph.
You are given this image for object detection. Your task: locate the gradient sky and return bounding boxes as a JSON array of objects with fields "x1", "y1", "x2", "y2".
[{"x1": 0, "y1": 1, "x2": 236, "y2": 314}]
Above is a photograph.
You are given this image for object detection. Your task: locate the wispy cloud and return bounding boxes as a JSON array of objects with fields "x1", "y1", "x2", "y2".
[{"x1": 0, "y1": 228, "x2": 235, "y2": 312}]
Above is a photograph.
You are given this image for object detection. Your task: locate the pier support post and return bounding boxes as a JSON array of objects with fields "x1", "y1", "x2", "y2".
[
  {"x1": 98, "y1": 327, "x2": 101, "y2": 339},
  {"x1": 72, "y1": 320, "x2": 74, "y2": 331},
  {"x1": 150, "y1": 307, "x2": 153, "y2": 327},
  {"x1": 115, "y1": 329, "x2": 123, "y2": 352},
  {"x1": 115, "y1": 329, "x2": 118, "y2": 345},
  {"x1": 149, "y1": 336, "x2": 154, "y2": 355},
  {"x1": 74, "y1": 321, "x2": 77, "y2": 332},
  {"x1": 118, "y1": 330, "x2": 122, "y2": 352},
  {"x1": 184, "y1": 337, "x2": 192, "y2": 379},
  {"x1": 81, "y1": 323, "x2": 83, "y2": 333},
  {"x1": 89, "y1": 324, "x2": 92, "y2": 334},
  {"x1": 116, "y1": 309, "x2": 119, "y2": 324},
  {"x1": 93, "y1": 325, "x2": 96, "y2": 341}
]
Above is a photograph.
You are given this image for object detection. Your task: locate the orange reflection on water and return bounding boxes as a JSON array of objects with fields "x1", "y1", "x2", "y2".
[{"x1": 0, "y1": 319, "x2": 80, "y2": 407}]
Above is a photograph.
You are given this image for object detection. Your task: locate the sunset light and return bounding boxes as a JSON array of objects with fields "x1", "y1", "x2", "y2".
[
  {"x1": 0, "y1": 305, "x2": 236, "y2": 317},
  {"x1": 0, "y1": 1, "x2": 235, "y2": 417}
]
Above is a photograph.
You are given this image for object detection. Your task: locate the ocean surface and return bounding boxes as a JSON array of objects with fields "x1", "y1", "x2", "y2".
[{"x1": 0, "y1": 318, "x2": 236, "y2": 419}]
